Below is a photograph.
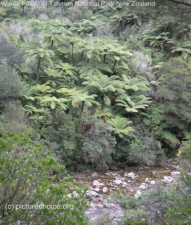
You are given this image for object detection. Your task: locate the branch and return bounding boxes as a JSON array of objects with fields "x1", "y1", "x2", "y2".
[{"x1": 167, "y1": 0, "x2": 191, "y2": 7}]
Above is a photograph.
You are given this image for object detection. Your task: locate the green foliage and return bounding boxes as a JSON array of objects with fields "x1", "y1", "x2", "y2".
[
  {"x1": 1, "y1": 2, "x2": 191, "y2": 224},
  {"x1": 165, "y1": 135, "x2": 191, "y2": 224},
  {"x1": 0, "y1": 102, "x2": 32, "y2": 134},
  {"x1": 112, "y1": 183, "x2": 179, "y2": 225},
  {"x1": 40, "y1": 96, "x2": 68, "y2": 111},
  {"x1": 108, "y1": 116, "x2": 134, "y2": 137},
  {"x1": 156, "y1": 57, "x2": 191, "y2": 132},
  {"x1": 0, "y1": 31, "x2": 23, "y2": 66},
  {"x1": 161, "y1": 130, "x2": 180, "y2": 146},
  {"x1": 128, "y1": 126, "x2": 165, "y2": 166},
  {"x1": 81, "y1": 115, "x2": 116, "y2": 171},
  {"x1": 43, "y1": 68, "x2": 66, "y2": 88},
  {"x1": 1, "y1": 0, "x2": 190, "y2": 173},
  {"x1": 0, "y1": 60, "x2": 23, "y2": 100},
  {"x1": 0, "y1": 132, "x2": 88, "y2": 224},
  {"x1": 116, "y1": 95, "x2": 151, "y2": 113},
  {"x1": 26, "y1": 48, "x2": 55, "y2": 81}
]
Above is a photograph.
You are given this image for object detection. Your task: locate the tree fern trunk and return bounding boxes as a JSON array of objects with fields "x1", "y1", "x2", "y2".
[
  {"x1": 80, "y1": 101, "x2": 85, "y2": 119},
  {"x1": 21, "y1": 5, "x2": 25, "y2": 16},
  {"x1": 112, "y1": 59, "x2": 117, "y2": 71},
  {"x1": 36, "y1": 58, "x2": 41, "y2": 82},
  {"x1": 71, "y1": 43, "x2": 74, "y2": 63},
  {"x1": 103, "y1": 50, "x2": 107, "y2": 63}
]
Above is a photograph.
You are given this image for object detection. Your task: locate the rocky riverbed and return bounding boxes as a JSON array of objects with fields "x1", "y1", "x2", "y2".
[{"x1": 72, "y1": 159, "x2": 182, "y2": 224}]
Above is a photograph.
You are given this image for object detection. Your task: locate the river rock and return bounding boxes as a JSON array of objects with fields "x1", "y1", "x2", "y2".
[
  {"x1": 150, "y1": 180, "x2": 156, "y2": 185},
  {"x1": 134, "y1": 190, "x2": 142, "y2": 198},
  {"x1": 162, "y1": 176, "x2": 174, "y2": 183},
  {"x1": 105, "y1": 172, "x2": 118, "y2": 176},
  {"x1": 92, "y1": 196, "x2": 104, "y2": 203},
  {"x1": 124, "y1": 172, "x2": 136, "y2": 179},
  {"x1": 93, "y1": 180, "x2": 104, "y2": 187},
  {"x1": 139, "y1": 183, "x2": 147, "y2": 190},
  {"x1": 103, "y1": 202, "x2": 116, "y2": 208},
  {"x1": 102, "y1": 187, "x2": 109, "y2": 193},
  {"x1": 96, "y1": 204, "x2": 104, "y2": 209},
  {"x1": 91, "y1": 172, "x2": 98, "y2": 178},
  {"x1": 86, "y1": 190, "x2": 100, "y2": 197},
  {"x1": 114, "y1": 179, "x2": 123, "y2": 184},
  {"x1": 170, "y1": 171, "x2": 180, "y2": 177},
  {"x1": 94, "y1": 187, "x2": 100, "y2": 192},
  {"x1": 122, "y1": 181, "x2": 127, "y2": 187}
]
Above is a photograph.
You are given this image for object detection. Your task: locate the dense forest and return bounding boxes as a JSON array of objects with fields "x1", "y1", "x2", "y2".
[{"x1": 0, "y1": 0, "x2": 191, "y2": 224}]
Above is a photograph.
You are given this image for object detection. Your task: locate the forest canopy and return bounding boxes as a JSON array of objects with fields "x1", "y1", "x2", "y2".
[{"x1": 0, "y1": 0, "x2": 191, "y2": 223}]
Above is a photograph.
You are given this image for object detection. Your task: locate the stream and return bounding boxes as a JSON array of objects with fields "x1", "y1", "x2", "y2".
[{"x1": 72, "y1": 159, "x2": 181, "y2": 223}]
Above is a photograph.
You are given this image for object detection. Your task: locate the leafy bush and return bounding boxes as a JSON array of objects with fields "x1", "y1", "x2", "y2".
[
  {"x1": 165, "y1": 135, "x2": 191, "y2": 224},
  {"x1": 0, "y1": 31, "x2": 23, "y2": 66},
  {"x1": 156, "y1": 57, "x2": 191, "y2": 133},
  {"x1": 0, "y1": 60, "x2": 23, "y2": 100},
  {"x1": 0, "y1": 102, "x2": 32, "y2": 134},
  {"x1": 0, "y1": 132, "x2": 88, "y2": 225},
  {"x1": 81, "y1": 116, "x2": 116, "y2": 171},
  {"x1": 112, "y1": 183, "x2": 179, "y2": 225},
  {"x1": 112, "y1": 135, "x2": 191, "y2": 225},
  {"x1": 128, "y1": 137, "x2": 165, "y2": 166},
  {"x1": 127, "y1": 126, "x2": 165, "y2": 166}
]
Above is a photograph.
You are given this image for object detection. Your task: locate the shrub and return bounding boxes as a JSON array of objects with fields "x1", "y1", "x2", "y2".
[
  {"x1": 0, "y1": 132, "x2": 88, "y2": 224},
  {"x1": 112, "y1": 183, "x2": 179, "y2": 225},
  {"x1": 81, "y1": 116, "x2": 116, "y2": 171},
  {"x1": 0, "y1": 102, "x2": 32, "y2": 134},
  {"x1": 155, "y1": 57, "x2": 191, "y2": 133},
  {"x1": 0, "y1": 60, "x2": 23, "y2": 100},
  {"x1": 0, "y1": 31, "x2": 23, "y2": 66},
  {"x1": 128, "y1": 136, "x2": 165, "y2": 166},
  {"x1": 165, "y1": 135, "x2": 191, "y2": 224}
]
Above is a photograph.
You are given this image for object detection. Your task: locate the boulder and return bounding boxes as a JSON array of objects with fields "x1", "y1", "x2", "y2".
[
  {"x1": 114, "y1": 179, "x2": 123, "y2": 184},
  {"x1": 86, "y1": 190, "x2": 99, "y2": 197},
  {"x1": 94, "y1": 187, "x2": 100, "y2": 192},
  {"x1": 134, "y1": 190, "x2": 142, "y2": 198},
  {"x1": 150, "y1": 180, "x2": 156, "y2": 185},
  {"x1": 91, "y1": 172, "x2": 98, "y2": 178},
  {"x1": 162, "y1": 176, "x2": 173, "y2": 183},
  {"x1": 139, "y1": 183, "x2": 147, "y2": 190},
  {"x1": 102, "y1": 187, "x2": 109, "y2": 193},
  {"x1": 92, "y1": 180, "x2": 104, "y2": 187},
  {"x1": 170, "y1": 171, "x2": 180, "y2": 177},
  {"x1": 122, "y1": 182, "x2": 128, "y2": 188},
  {"x1": 124, "y1": 172, "x2": 136, "y2": 179}
]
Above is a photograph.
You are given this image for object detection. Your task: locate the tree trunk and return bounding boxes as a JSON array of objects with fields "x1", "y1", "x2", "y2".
[
  {"x1": 112, "y1": 59, "x2": 117, "y2": 71},
  {"x1": 71, "y1": 43, "x2": 74, "y2": 63},
  {"x1": 80, "y1": 101, "x2": 85, "y2": 119},
  {"x1": 103, "y1": 50, "x2": 107, "y2": 63},
  {"x1": 21, "y1": 5, "x2": 25, "y2": 16},
  {"x1": 60, "y1": 3, "x2": 64, "y2": 17},
  {"x1": 51, "y1": 40, "x2": 54, "y2": 48},
  {"x1": 52, "y1": 108, "x2": 57, "y2": 117},
  {"x1": 36, "y1": 58, "x2": 41, "y2": 82}
]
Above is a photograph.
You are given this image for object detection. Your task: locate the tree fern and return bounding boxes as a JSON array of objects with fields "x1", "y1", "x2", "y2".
[
  {"x1": 108, "y1": 116, "x2": 134, "y2": 137},
  {"x1": 79, "y1": 63, "x2": 112, "y2": 78},
  {"x1": 116, "y1": 95, "x2": 152, "y2": 113},
  {"x1": 120, "y1": 74, "x2": 150, "y2": 92},
  {"x1": 161, "y1": 130, "x2": 180, "y2": 146}
]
